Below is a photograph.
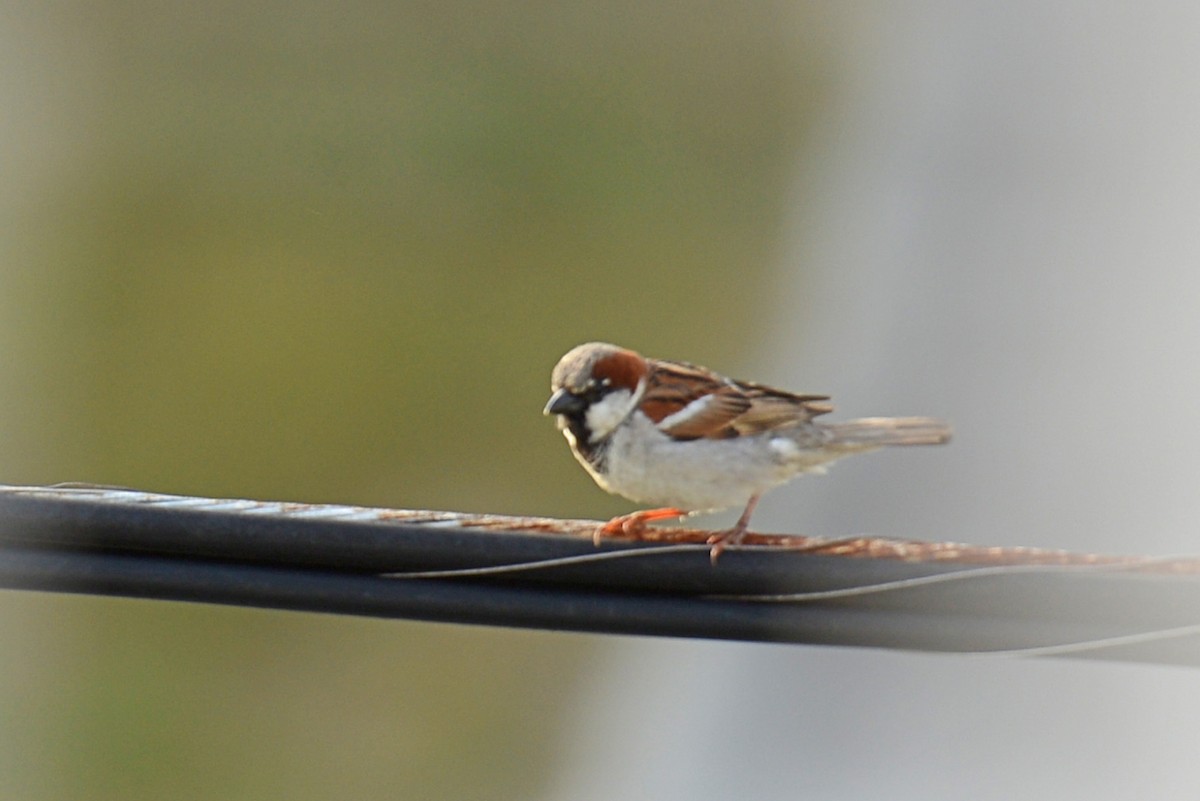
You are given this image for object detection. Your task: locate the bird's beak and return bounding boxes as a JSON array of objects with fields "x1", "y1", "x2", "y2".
[{"x1": 544, "y1": 388, "x2": 585, "y2": 416}]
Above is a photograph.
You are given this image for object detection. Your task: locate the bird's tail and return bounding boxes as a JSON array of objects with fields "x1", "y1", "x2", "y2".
[{"x1": 822, "y1": 417, "x2": 952, "y2": 448}]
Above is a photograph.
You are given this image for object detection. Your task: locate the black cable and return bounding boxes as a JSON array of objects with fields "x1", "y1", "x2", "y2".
[{"x1": 1, "y1": 485, "x2": 1198, "y2": 666}]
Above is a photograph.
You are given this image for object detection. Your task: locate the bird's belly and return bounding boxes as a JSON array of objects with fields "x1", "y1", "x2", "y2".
[{"x1": 593, "y1": 428, "x2": 814, "y2": 512}]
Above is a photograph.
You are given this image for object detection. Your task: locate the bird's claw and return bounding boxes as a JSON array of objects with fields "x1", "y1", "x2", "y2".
[
  {"x1": 594, "y1": 507, "x2": 687, "y2": 545},
  {"x1": 705, "y1": 526, "x2": 748, "y2": 564}
]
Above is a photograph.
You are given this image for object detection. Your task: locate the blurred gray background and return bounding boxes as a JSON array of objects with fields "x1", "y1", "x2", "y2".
[
  {"x1": 3, "y1": 3, "x2": 1200, "y2": 800},
  {"x1": 550, "y1": 5, "x2": 1200, "y2": 800}
]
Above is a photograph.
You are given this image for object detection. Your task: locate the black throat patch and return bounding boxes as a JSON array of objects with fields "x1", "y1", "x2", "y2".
[{"x1": 562, "y1": 413, "x2": 609, "y2": 472}]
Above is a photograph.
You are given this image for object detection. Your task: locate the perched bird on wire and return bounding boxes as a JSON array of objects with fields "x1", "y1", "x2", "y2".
[{"x1": 544, "y1": 342, "x2": 951, "y2": 560}]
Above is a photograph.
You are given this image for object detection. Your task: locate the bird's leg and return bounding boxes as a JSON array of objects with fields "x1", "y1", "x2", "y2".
[
  {"x1": 706, "y1": 494, "x2": 761, "y2": 563},
  {"x1": 595, "y1": 507, "x2": 688, "y2": 545}
]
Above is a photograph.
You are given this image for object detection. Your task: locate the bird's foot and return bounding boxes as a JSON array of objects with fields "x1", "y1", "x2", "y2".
[
  {"x1": 705, "y1": 525, "x2": 749, "y2": 564},
  {"x1": 594, "y1": 507, "x2": 688, "y2": 545}
]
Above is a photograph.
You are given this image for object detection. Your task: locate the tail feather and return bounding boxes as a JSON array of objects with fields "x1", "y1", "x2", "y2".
[{"x1": 823, "y1": 417, "x2": 952, "y2": 448}]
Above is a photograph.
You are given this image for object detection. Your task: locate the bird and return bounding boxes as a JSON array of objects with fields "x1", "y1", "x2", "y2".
[{"x1": 543, "y1": 342, "x2": 951, "y2": 560}]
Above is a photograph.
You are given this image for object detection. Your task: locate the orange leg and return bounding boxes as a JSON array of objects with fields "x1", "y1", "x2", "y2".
[
  {"x1": 594, "y1": 507, "x2": 688, "y2": 545},
  {"x1": 705, "y1": 494, "x2": 760, "y2": 563}
]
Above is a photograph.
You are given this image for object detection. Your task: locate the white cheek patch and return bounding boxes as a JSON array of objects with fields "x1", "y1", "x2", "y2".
[
  {"x1": 655, "y1": 394, "x2": 713, "y2": 431},
  {"x1": 585, "y1": 388, "x2": 638, "y2": 441}
]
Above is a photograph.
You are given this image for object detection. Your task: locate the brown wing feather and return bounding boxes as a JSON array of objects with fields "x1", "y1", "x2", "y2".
[
  {"x1": 727, "y1": 379, "x2": 833, "y2": 433},
  {"x1": 643, "y1": 359, "x2": 832, "y2": 440},
  {"x1": 637, "y1": 361, "x2": 746, "y2": 438}
]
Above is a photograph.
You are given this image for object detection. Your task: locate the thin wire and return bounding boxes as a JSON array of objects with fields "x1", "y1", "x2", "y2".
[
  {"x1": 380, "y1": 540, "x2": 1200, "y2": 607},
  {"x1": 975, "y1": 622, "x2": 1200, "y2": 659},
  {"x1": 709, "y1": 552, "x2": 1200, "y2": 602},
  {"x1": 379, "y1": 543, "x2": 712, "y2": 578},
  {"x1": 378, "y1": 536, "x2": 876, "y2": 579}
]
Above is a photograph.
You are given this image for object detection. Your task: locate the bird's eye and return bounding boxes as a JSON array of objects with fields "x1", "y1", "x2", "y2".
[{"x1": 583, "y1": 380, "x2": 609, "y2": 402}]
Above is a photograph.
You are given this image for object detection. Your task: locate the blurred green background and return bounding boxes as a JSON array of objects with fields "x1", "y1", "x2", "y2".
[{"x1": 0, "y1": 3, "x2": 833, "y2": 798}]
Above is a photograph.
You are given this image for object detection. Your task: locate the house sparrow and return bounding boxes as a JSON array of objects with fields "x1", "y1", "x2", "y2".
[{"x1": 544, "y1": 342, "x2": 951, "y2": 559}]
